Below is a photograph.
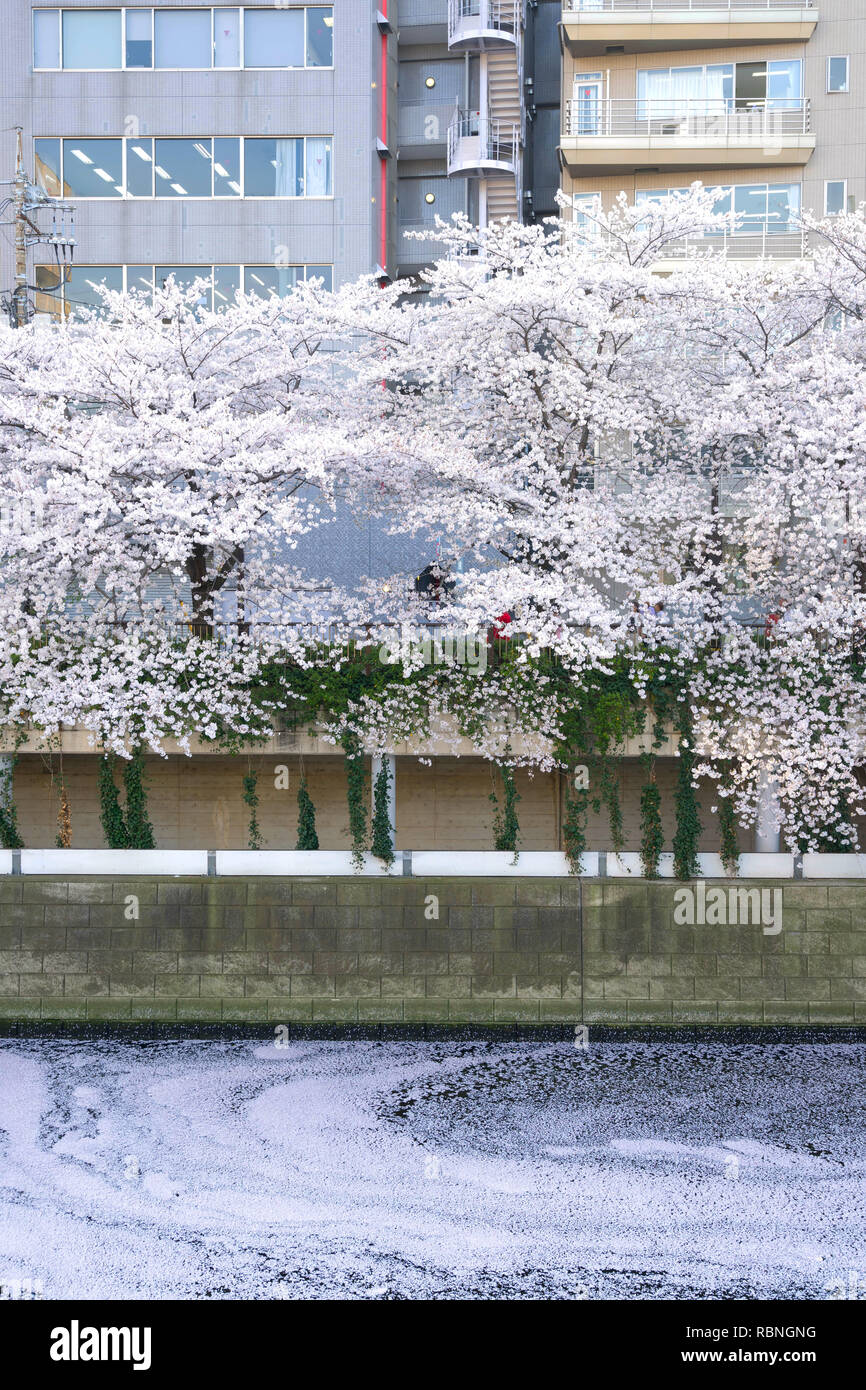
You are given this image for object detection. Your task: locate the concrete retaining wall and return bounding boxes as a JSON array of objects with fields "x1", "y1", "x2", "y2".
[{"x1": 0, "y1": 877, "x2": 863, "y2": 1027}]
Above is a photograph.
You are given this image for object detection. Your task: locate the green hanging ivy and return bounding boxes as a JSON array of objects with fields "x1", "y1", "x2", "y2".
[
  {"x1": 490, "y1": 761, "x2": 520, "y2": 861},
  {"x1": 342, "y1": 730, "x2": 368, "y2": 870},
  {"x1": 98, "y1": 754, "x2": 129, "y2": 849},
  {"x1": 717, "y1": 763, "x2": 740, "y2": 876},
  {"x1": 672, "y1": 704, "x2": 701, "y2": 880},
  {"x1": 639, "y1": 773, "x2": 664, "y2": 880},
  {"x1": 242, "y1": 766, "x2": 263, "y2": 851},
  {"x1": 124, "y1": 751, "x2": 156, "y2": 850},
  {"x1": 562, "y1": 774, "x2": 588, "y2": 875},
  {"x1": 0, "y1": 752, "x2": 24, "y2": 849},
  {"x1": 371, "y1": 759, "x2": 395, "y2": 868},
  {"x1": 296, "y1": 776, "x2": 320, "y2": 850}
]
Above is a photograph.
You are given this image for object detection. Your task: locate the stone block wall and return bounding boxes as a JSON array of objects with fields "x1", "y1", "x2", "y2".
[{"x1": 0, "y1": 877, "x2": 863, "y2": 1026}]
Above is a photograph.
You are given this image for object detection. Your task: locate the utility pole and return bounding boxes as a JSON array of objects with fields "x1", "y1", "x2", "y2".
[
  {"x1": 2, "y1": 126, "x2": 76, "y2": 327},
  {"x1": 13, "y1": 129, "x2": 28, "y2": 327}
]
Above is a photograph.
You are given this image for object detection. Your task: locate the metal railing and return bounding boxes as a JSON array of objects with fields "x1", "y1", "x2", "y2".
[
  {"x1": 447, "y1": 112, "x2": 519, "y2": 174},
  {"x1": 564, "y1": 96, "x2": 811, "y2": 138},
  {"x1": 447, "y1": 0, "x2": 520, "y2": 43},
  {"x1": 563, "y1": 0, "x2": 814, "y2": 11},
  {"x1": 656, "y1": 227, "x2": 807, "y2": 260}
]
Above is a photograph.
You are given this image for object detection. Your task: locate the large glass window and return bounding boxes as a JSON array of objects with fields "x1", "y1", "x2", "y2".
[
  {"x1": 35, "y1": 135, "x2": 329, "y2": 197},
  {"x1": 153, "y1": 139, "x2": 214, "y2": 197},
  {"x1": 61, "y1": 9, "x2": 121, "y2": 67},
  {"x1": 244, "y1": 9, "x2": 303, "y2": 67},
  {"x1": 154, "y1": 8, "x2": 211, "y2": 68},
  {"x1": 35, "y1": 264, "x2": 334, "y2": 317},
  {"x1": 36, "y1": 264, "x2": 123, "y2": 318},
  {"x1": 33, "y1": 9, "x2": 60, "y2": 68},
  {"x1": 62, "y1": 139, "x2": 123, "y2": 196},
  {"x1": 34, "y1": 8, "x2": 333, "y2": 69},
  {"x1": 245, "y1": 138, "x2": 303, "y2": 196},
  {"x1": 637, "y1": 182, "x2": 801, "y2": 236}
]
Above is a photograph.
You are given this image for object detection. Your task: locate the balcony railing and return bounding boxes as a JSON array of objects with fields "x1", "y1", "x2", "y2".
[
  {"x1": 447, "y1": 111, "x2": 519, "y2": 175},
  {"x1": 654, "y1": 227, "x2": 807, "y2": 260},
  {"x1": 563, "y1": 97, "x2": 811, "y2": 139},
  {"x1": 447, "y1": 0, "x2": 520, "y2": 47},
  {"x1": 563, "y1": 0, "x2": 814, "y2": 10}
]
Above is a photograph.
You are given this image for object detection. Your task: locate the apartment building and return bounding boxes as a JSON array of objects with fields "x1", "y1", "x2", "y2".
[{"x1": 558, "y1": 0, "x2": 864, "y2": 256}]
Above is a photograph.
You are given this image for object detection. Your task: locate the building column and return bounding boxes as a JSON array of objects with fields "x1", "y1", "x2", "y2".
[{"x1": 754, "y1": 770, "x2": 781, "y2": 854}]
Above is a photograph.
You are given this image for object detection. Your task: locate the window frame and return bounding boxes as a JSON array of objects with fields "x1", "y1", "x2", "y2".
[
  {"x1": 37, "y1": 135, "x2": 333, "y2": 199},
  {"x1": 32, "y1": 6, "x2": 334, "y2": 72},
  {"x1": 34, "y1": 261, "x2": 334, "y2": 317},
  {"x1": 827, "y1": 55, "x2": 850, "y2": 95},
  {"x1": 824, "y1": 179, "x2": 848, "y2": 216}
]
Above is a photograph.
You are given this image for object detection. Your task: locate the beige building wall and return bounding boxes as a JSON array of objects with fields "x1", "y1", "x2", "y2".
[
  {"x1": 560, "y1": 3, "x2": 866, "y2": 217},
  {"x1": 9, "y1": 753, "x2": 743, "y2": 853}
]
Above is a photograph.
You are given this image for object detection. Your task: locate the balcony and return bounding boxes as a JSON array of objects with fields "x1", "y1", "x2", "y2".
[
  {"x1": 448, "y1": 111, "x2": 519, "y2": 177},
  {"x1": 561, "y1": 0, "x2": 818, "y2": 56},
  {"x1": 560, "y1": 97, "x2": 814, "y2": 173},
  {"x1": 652, "y1": 226, "x2": 807, "y2": 263},
  {"x1": 448, "y1": 0, "x2": 520, "y2": 51}
]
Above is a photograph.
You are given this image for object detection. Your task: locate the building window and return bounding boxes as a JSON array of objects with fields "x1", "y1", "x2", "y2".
[
  {"x1": 637, "y1": 182, "x2": 801, "y2": 236},
  {"x1": 637, "y1": 60, "x2": 802, "y2": 118},
  {"x1": 244, "y1": 137, "x2": 332, "y2": 197},
  {"x1": 34, "y1": 136, "x2": 332, "y2": 198},
  {"x1": 35, "y1": 263, "x2": 333, "y2": 317},
  {"x1": 33, "y1": 7, "x2": 334, "y2": 70},
  {"x1": 827, "y1": 56, "x2": 849, "y2": 94},
  {"x1": 825, "y1": 180, "x2": 847, "y2": 216},
  {"x1": 125, "y1": 8, "x2": 152, "y2": 66},
  {"x1": 62, "y1": 8, "x2": 122, "y2": 68}
]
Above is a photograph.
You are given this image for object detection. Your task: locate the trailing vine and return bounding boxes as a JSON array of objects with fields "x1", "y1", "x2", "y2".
[
  {"x1": 124, "y1": 750, "x2": 155, "y2": 850},
  {"x1": 717, "y1": 762, "x2": 740, "y2": 876},
  {"x1": 242, "y1": 765, "x2": 263, "y2": 851},
  {"x1": 672, "y1": 703, "x2": 701, "y2": 880},
  {"x1": 98, "y1": 754, "x2": 129, "y2": 848},
  {"x1": 639, "y1": 770, "x2": 664, "y2": 879},
  {"x1": 370, "y1": 759, "x2": 395, "y2": 868},
  {"x1": 0, "y1": 749, "x2": 24, "y2": 849},
  {"x1": 342, "y1": 729, "x2": 368, "y2": 870},
  {"x1": 296, "y1": 776, "x2": 319, "y2": 850},
  {"x1": 562, "y1": 773, "x2": 588, "y2": 875},
  {"x1": 490, "y1": 759, "x2": 520, "y2": 861}
]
